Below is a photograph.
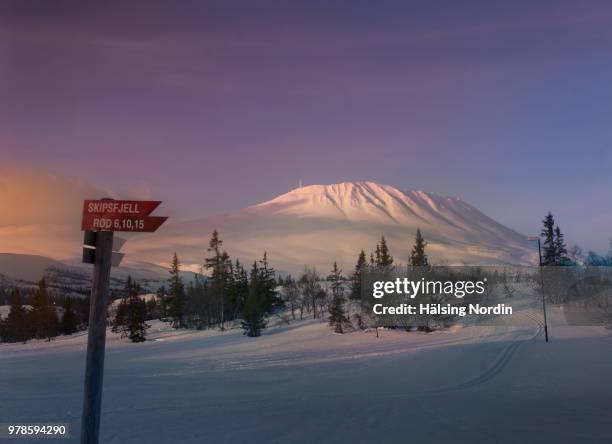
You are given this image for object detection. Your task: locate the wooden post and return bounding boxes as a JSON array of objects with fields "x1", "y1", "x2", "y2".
[
  {"x1": 537, "y1": 238, "x2": 549, "y2": 342},
  {"x1": 80, "y1": 231, "x2": 113, "y2": 444}
]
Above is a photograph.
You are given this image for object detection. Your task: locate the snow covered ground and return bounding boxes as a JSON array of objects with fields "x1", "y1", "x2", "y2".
[{"x1": 1, "y1": 302, "x2": 612, "y2": 443}]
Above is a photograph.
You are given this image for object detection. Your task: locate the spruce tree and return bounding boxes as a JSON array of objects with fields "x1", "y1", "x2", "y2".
[
  {"x1": 113, "y1": 276, "x2": 149, "y2": 342},
  {"x1": 409, "y1": 228, "x2": 429, "y2": 266},
  {"x1": 259, "y1": 252, "x2": 279, "y2": 312},
  {"x1": 554, "y1": 226, "x2": 569, "y2": 265},
  {"x1": 231, "y1": 259, "x2": 249, "y2": 319},
  {"x1": 377, "y1": 235, "x2": 393, "y2": 267},
  {"x1": 145, "y1": 297, "x2": 160, "y2": 321},
  {"x1": 168, "y1": 253, "x2": 186, "y2": 328},
  {"x1": 112, "y1": 277, "x2": 131, "y2": 336},
  {"x1": 350, "y1": 249, "x2": 367, "y2": 300},
  {"x1": 1, "y1": 288, "x2": 29, "y2": 343},
  {"x1": 112, "y1": 300, "x2": 128, "y2": 336},
  {"x1": 125, "y1": 278, "x2": 149, "y2": 342},
  {"x1": 241, "y1": 261, "x2": 267, "y2": 337},
  {"x1": 205, "y1": 230, "x2": 232, "y2": 330},
  {"x1": 31, "y1": 278, "x2": 58, "y2": 341},
  {"x1": 327, "y1": 262, "x2": 348, "y2": 333},
  {"x1": 59, "y1": 297, "x2": 78, "y2": 335},
  {"x1": 541, "y1": 212, "x2": 556, "y2": 265}
]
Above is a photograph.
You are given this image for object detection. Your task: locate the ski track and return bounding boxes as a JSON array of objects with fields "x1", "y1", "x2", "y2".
[{"x1": 427, "y1": 307, "x2": 544, "y2": 393}]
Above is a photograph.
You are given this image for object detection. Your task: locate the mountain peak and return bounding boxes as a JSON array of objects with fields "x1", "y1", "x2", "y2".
[
  {"x1": 277, "y1": 181, "x2": 447, "y2": 199},
  {"x1": 126, "y1": 181, "x2": 535, "y2": 273},
  {"x1": 253, "y1": 181, "x2": 467, "y2": 225}
]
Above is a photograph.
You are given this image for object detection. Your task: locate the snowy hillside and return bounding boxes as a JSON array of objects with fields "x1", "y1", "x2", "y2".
[
  {"x1": 126, "y1": 182, "x2": 536, "y2": 273},
  {"x1": 0, "y1": 253, "x2": 197, "y2": 297},
  {"x1": 0, "y1": 253, "x2": 66, "y2": 283},
  {"x1": 2, "y1": 298, "x2": 611, "y2": 443}
]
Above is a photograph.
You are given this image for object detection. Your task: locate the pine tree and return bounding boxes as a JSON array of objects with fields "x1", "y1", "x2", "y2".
[
  {"x1": 112, "y1": 277, "x2": 131, "y2": 336},
  {"x1": 409, "y1": 228, "x2": 429, "y2": 266},
  {"x1": 168, "y1": 253, "x2": 186, "y2": 328},
  {"x1": 376, "y1": 235, "x2": 393, "y2": 267},
  {"x1": 350, "y1": 249, "x2": 367, "y2": 300},
  {"x1": 327, "y1": 262, "x2": 348, "y2": 333},
  {"x1": 113, "y1": 276, "x2": 149, "y2": 342},
  {"x1": 31, "y1": 278, "x2": 58, "y2": 341},
  {"x1": 205, "y1": 230, "x2": 232, "y2": 330},
  {"x1": 1, "y1": 288, "x2": 29, "y2": 343},
  {"x1": 125, "y1": 278, "x2": 149, "y2": 342},
  {"x1": 554, "y1": 226, "x2": 569, "y2": 265},
  {"x1": 231, "y1": 259, "x2": 249, "y2": 319},
  {"x1": 541, "y1": 212, "x2": 556, "y2": 265},
  {"x1": 241, "y1": 261, "x2": 267, "y2": 337},
  {"x1": 59, "y1": 297, "x2": 78, "y2": 335},
  {"x1": 259, "y1": 252, "x2": 279, "y2": 312},
  {"x1": 145, "y1": 297, "x2": 160, "y2": 321}
]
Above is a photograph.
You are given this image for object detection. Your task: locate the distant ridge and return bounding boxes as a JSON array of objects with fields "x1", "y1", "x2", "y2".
[{"x1": 0, "y1": 253, "x2": 197, "y2": 297}]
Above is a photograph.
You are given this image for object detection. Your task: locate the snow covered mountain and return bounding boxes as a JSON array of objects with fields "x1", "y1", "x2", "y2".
[{"x1": 125, "y1": 182, "x2": 536, "y2": 274}]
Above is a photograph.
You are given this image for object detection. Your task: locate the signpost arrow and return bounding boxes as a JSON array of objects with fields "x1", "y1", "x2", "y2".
[
  {"x1": 111, "y1": 252, "x2": 125, "y2": 267},
  {"x1": 80, "y1": 199, "x2": 167, "y2": 444},
  {"x1": 83, "y1": 200, "x2": 161, "y2": 217},
  {"x1": 112, "y1": 236, "x2": 127, "y2": 252},
  {"x1": 82, "y1": 200, "x2": 168, "y2": 232}
]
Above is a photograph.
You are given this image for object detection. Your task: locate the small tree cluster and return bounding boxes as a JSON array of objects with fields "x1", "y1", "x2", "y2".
[
  {"x1": 373, "y1": 235, "x2": 394, "y2": 267},
  {"x1": 280, "y1": 275, "x2": 300, "y2": 320},
  {"x1": 0, "y1": 279, "x2": 81, "y2": 343},
  {"x1": 155, "y1": 231, "x2": 279, "y2": 337},
  {"x1": 30, "y1": 278, "x2": 58, "y2": 341},
  {"x1": 583, "y1": 239, "x2": 612, "y2": 266},
  {"x1": 240, "y1": 261, "x2": 268, "y2": 337},
  {"x1": 348, "y1": 230, "x2": 428, "y2": 301},
  {"x1": 297, "y1": 267, "x2": 326, "y2": 319},
  {"x1": 541, "y1": 212, "x2": 571, "y2": 265},
  {"x1": 0, "y1": 288, "x2": 29, "y2": 343},
  {"x1": 112, "y1": 276, "x2": 150, "y2": 342}
]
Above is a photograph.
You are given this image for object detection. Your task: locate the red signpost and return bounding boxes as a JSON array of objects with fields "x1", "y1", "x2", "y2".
[
  {"x1": 82, "y1": 199, "x2": 167, "y2": 232},
  {"x1": 80, "y1": 199, "x2": 167, "y2": 444}
]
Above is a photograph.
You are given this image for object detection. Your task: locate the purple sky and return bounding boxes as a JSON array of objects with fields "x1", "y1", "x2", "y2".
[{"x1": 2, "y1": 0, "x2": 612, "y2": 252}]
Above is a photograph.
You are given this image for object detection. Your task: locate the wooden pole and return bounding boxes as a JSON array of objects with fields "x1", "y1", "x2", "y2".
[
  {"x1": 80, "y1": 231, "x2": 113, "y2": 444},
  {"x1": 537, "y1": 238, "x2": 549, "y2": 342}
]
